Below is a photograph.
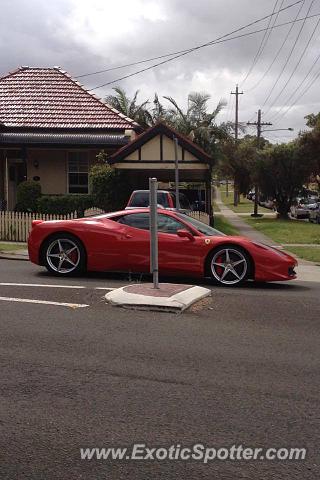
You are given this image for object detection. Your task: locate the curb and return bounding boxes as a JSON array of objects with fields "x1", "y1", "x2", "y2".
[
  {"x1": 0, "y1": 253, "x2": 29, "y2": 261},
  {"x1": 105, "y1": 283, "x2": 211, "y2": 313}
]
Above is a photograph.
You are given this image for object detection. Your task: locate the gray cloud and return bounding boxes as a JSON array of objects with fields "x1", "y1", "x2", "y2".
[{"x1": 1, "y1": 0, "x2": 319, "y2": 141}]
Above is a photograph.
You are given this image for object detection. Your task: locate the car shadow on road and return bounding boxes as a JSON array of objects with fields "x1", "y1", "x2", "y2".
[{"x1": 34, "y1": 269, "x2": 309, "y2": 292}]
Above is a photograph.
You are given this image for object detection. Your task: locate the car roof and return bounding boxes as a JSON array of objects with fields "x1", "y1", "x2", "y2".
[
  {"x1": 130, "y1": 190, "x2": 170, "y2": 194},
  {"x1": 100, "y1": 207, "x2": 178, "y2": 218}
]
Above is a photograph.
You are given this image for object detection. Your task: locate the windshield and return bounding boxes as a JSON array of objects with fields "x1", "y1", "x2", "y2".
[
  {"x1": 177, "y1": 213, "x2": 225, "y2": 236},
  {"x1": 129, "y1": 192, "x2": 169, "y2": 208}
]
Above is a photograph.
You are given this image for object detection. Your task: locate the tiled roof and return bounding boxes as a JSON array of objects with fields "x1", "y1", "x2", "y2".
[{"x1": 0, "y1": 67, "x2": 139, "y2": 130}]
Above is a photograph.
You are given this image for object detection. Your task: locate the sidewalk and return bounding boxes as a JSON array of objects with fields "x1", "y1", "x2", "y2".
[
  {"x1": 0, "y1": 242, "x2": 29, "y2": 261},
  {"x1": 215, "y1": 190, "x2": 279, "y2": 246},
  {"x1": 214, "y1": 189, "x2": 320, "y2": 282}
]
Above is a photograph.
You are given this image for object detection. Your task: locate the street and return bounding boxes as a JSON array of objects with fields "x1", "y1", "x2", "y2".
[{"x1": 0, "y1": 259, "x2": 319, "y2": 479}]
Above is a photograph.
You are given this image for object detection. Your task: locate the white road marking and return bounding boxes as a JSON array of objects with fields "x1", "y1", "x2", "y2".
[
  {"x1": 94, "y1": 287, "x2": 116, "y2": 291},
  {"x1": 0, "y1": 282, "x2": 116, "y2": 291},
  {"x1": 0, "y1": 282, "x2": 86, "y2": 289},
  {"x1": 0, "y1": 297, "x2": 89, "y2": 308}
]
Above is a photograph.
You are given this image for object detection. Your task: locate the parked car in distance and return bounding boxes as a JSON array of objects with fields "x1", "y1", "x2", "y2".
[
  {"x1": 126, "y1": 190, "x2": 192, "y2": 211},
  {"x1": 309, "y1": 202, "x2": 320, "y2": 224},
  {"x1": 290, "y1": 198, "x2": 316, "y2": 219}
]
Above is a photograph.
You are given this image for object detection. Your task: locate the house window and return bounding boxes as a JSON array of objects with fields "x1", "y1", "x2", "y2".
[{"x1": 68, "y1": 152, "x2": 89, "y2": 193}]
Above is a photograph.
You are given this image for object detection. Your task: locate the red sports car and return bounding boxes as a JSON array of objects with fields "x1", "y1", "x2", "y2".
[{"x1": 28, "y1": 208, "x2": 297, "y2": 286}]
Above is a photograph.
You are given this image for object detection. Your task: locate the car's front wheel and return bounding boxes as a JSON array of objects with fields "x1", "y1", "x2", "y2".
[
  {"x1": 43, "y1": 234, "x2": 86, "y2": 276},
  {"x1": 209, "y1": 246, "x2": 251, "y2": 286}
]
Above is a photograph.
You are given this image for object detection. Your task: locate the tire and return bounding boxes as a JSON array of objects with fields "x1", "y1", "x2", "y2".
[
  {"x1": 208, "y1": 245, "x2": 251, "y2": 286},
  {"x1": 42, "y1": 233, "x2": 86, "y2": 276}
]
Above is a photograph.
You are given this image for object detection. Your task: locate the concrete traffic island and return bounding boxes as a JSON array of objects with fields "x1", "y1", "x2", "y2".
[{"x1": 105, "y1": 283, "x2": 211, "y2": 313}]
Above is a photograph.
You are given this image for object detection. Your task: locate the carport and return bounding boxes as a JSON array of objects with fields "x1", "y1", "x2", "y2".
[{"x1": 108, "y1": 122, "x2": 214, "y2": 225}]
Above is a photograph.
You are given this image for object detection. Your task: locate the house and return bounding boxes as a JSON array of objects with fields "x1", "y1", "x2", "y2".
[
  {"x1": 108, "y1": 122, "x2": 214, "y2": 224},
  {"x1": 0, "y1": 67, "x2": 214, "y2": 223},
  {"x1": 0, "y1": 66, "x2": 140, "y2": 209}
]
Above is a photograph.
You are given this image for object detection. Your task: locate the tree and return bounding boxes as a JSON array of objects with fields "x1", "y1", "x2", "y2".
[
  {"x1": 105, "y1": 87, "x2": 152, "y2": 129},
  {"x1": 256, "y1": 142, "x2": 314, "y2": 218},
  {"x1": 163, "y1": 92, "x2": 228, "y2": 158},
  {"x1": 217, "y1": 135, "x2": 258, "y2": 202},
  {"x1": 89, "y1": 163, "x2": 133, "y2": 212},
  {"x1": 298, "y1": 113, "x2": 320, "y2": 191}
]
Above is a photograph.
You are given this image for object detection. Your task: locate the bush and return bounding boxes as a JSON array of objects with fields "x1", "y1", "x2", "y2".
[
  {"x1": 89, "y1": 164, "x2": 133, "y2": 211},
  {"x1": 16, "y1": 181, "x2": 42, "y2": 212},
  {"x1": 36, "y1": 194, "x2": 94, "y2": 216}
]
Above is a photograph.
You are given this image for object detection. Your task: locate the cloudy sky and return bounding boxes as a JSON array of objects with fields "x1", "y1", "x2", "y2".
[{"x1": 1, "y1": 0, "x2": 320, "y2": 141}]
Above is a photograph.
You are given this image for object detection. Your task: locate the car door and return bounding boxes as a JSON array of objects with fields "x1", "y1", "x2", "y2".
[
  {"x1": 116, "y1": 212, "x2": 151, "y2": 272},
  {"x1": 114, "y1": 212, "x2": 202, "y2": 275},
  {"x1": 157, "y1": 214, "x2": 202, "y2": 275}
]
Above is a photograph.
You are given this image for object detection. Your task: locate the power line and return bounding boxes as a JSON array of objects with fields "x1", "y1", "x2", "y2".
[
  {"x1": 240, "y1": 0, "x2": 280, "y2": 86},
  {"x1": 261, "y1": 0, "x2": 315, "y2": 108},
  {"x1": 272, "y1": 62, "x2": 320, "y2": 121},
  {"x1": 76, "y1": 0, "x2": 303, "y2": 80},
  {"x1": 245, "y1": 0, "x2": 305, "y2": 92},
  {"x1": 264, "y1": 5, "x2": 320, "y2": 115},
  {"x1": 271, "y1": 46, "x2": 320, "y2": 121},
  {"x1": 88, "y1": 10, "x2": 320, "y2": 91}
]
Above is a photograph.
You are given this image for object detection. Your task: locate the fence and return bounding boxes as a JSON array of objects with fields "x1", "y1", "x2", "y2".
[
  {"x1": 0, "y1": 211, "x2": 78, "y2": 242},
  {"x1": 187, "y1": 210, "x2": 210, "y2": 225},
  {"x1": 0, "y1": 209, "x2": 210, "y2": 243}
]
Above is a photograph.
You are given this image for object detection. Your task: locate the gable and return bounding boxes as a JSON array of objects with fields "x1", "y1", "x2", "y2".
[{"x1": 109, "y1": 122, "x2": 212, "y2": 165}]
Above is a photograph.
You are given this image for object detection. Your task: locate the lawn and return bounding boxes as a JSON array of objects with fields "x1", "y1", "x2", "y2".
[
  {"x1": 214, "y1": 215, "x2": 240, "y2": 236},
  {"x1": 219, "y1": 189, "x2": 271, "y2": 214},
  {"x1": 285, "y1": 247, "x2": 320, "y2": 264},
  {"x1": 0, "y1": 242, "x2": 27, "y2": 251},
  {"x1": 245, "y1": 217, "x2": 320, "y2": 244}
]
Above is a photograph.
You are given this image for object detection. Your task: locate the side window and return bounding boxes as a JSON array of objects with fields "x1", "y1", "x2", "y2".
[
  {"x1": 117, "y1": 213, "x2": 150, "y2": 230},
  {"x1": 157, "y1": 214, "x2": 187, "y2": 234},
  {"x1": 68, "y1": 151, "x2": 89, "y2": 194}
]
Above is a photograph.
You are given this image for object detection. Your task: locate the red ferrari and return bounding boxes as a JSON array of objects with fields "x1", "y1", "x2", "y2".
[{"x1": 28, "y1": 208, "x2": 297, "y2": 286}]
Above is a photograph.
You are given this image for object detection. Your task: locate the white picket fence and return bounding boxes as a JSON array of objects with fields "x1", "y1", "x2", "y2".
[
  {"x1": 0, "y1": 211, "x2": 78, "y2": 242},
  {"x1": 0, "y1": 208, "x2": 210, "y2": 243}
]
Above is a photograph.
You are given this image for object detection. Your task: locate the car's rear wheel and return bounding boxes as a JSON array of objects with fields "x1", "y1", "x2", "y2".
[
  {"x1": 43, "y1": 234, "x2": 86, "y2": 276},
  {"x1": 209, "y1": 246, "x2": 251, "y2": 286}
]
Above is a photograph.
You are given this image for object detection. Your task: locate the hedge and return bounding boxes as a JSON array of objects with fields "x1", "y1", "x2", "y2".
[{"x1": 36, "y1": 194, "x2": 94, "y2": 216}]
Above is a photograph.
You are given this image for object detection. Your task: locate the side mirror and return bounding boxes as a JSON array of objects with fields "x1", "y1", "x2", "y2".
[{"x1": 177, "y1": 229, "x2": 195, "y2": 241}]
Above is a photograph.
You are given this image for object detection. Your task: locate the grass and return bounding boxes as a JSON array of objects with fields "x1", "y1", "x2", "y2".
[
  {"x1": 245, "y1": 217, "x2": 320, "y2": 245},
  {"x1": 214, "y1": 215, "x2": 240, "y2": 236},
  {"x1": 285, "y1": 246, "x2": 320, "y2": 264},
  {"x1": 0, "y1": 242, "x2": 27, "y2": 251},
  {"x1": 219, "y1": 189, "x2": 271, "y2": 214}
]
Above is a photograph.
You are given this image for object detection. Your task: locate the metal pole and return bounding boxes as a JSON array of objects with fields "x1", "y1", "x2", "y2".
[
  {"x1": 5, "y1": 155, "x2": 9, "y2": 211},
  {"x1": 149, "y1": 177, "x2": 159, "y2": 289},
  {"x1": 253, "y1": 109, "x2": 261, "y2": 217},
  {"x1": 174, "y1": 137, "x2": 180, "y2": 210}
]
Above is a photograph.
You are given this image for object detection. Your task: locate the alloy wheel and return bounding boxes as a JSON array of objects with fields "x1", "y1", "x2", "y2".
[
  {"x1": 211, "y1": 248, "x2": 248, "y2": 285},
  {"x1": 46, "y1": 238, "x2": 80, "y2": 274}
]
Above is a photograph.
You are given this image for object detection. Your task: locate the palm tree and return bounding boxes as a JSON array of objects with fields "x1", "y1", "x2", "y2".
[
  {"x1": 163, "y1": 92, "x2": 228, "y2": 156},
  {"x1": 105, "y1": 87, "x2": 152, "y2": 129}
]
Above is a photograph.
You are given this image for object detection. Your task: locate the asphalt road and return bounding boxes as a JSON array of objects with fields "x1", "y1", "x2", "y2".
[{"x1": 0, "y1": 259, "x2": 319, "y2": 479}]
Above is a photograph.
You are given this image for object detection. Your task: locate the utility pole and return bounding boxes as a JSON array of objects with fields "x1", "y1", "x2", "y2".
[
  {"x1": 247, "y1": 109, "x2": 272, "y2": 217},
  {"x1": 231, "y1": 85, "x2": 243, "y2": 206}
]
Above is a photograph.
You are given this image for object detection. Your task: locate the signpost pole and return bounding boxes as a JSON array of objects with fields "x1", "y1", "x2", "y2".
[{"x1": 149, "y1": 177, "x2": 159, "y2": 289}]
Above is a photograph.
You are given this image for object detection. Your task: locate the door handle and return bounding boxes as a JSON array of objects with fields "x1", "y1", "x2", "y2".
[{"x1": 124, "y1": 233, "x2": 133, "y2": 239}]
